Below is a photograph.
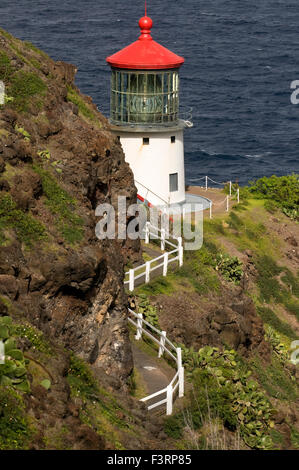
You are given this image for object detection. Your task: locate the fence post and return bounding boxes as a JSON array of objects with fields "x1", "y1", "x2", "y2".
[
  {"x1": 226, "y1": 195, "x2": 229, "y2": 212},
  {"x1": 145, "y1": 261, "x2": 150, "y2": 284},
  {"x1": 166, "y1": 385, "x2": 173, "y2": 415},
  {"x1": 129, "y1": 269, "x2": 134, "y2": 292},
  {"x1": 205, "y1": 175, "x2": 208, "y2": 191},
  {"x1": 179, "y1": 367, "x2": 184, "y2": 398},
  {"x1": 178, "y1": 237, "x2": 183, "y2": 267},
  {"x1": 145, "y1": 221, "x2": 150, "y2": 244},
  {"x1": 135, "y1": 313, "x2": 143, "y2": 340},
  {"x1": 177, "y1": 347, "x2": 182, "y2": 369},
  {"x1": 163, "y1": 252, "x2": 168, "y2": 277},
  {"x1": 177, "y1": 347, "x2": 184, "y2": 398},
  {"x1": 161, "y1": 228, "x2": 166, "y2": 251},
  {"x1": 158, "y1": 331, "x2": 167, "y2": 358},
  {"x1": 209, "y1": 201, "x2": 212, "y2": 219},
  {"x1": 237, "y1": 188, "x2": 240, "y2": 203},
  {"x1": 229, "y1": 181, "x2": 232, "y2": 196}
]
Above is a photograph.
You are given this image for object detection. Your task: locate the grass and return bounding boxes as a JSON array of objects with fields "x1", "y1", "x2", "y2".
[
  {"x1": 250, "y1": 355, "x2": 298, "y2": 401},
  {"x1": 0, "y1": 51, "x2": 14, "y2": 81},
  {"x1": 127, "y1": 367, "x2": 147, "y2": 400},
  {"x1": 0, "y1": 387, "x2": 32, "y2": 450},
  {"x1": 0, "y1": 193, "x2": 47, "y2": 247},
  {"x1": 24, "y1": 40, "x2": 49, "y2": 58},
  {"x1": 135, "y1": 275, "x2": 174, "y2": 296},
  {"x1": 9, "y1": 70, "x2": 47, "y2": 112},
  {"x1": 67, "y1": 85, "x2": 99, "y2": 124},
  {"x1": 256, "y1": 306, "x2": 297, "y2": 340},
  {"x1": 67, "y1": 353, "x2": 135, "y2": 449},
  {"x1": 176, "y1": 241, "x2": 220, "y2": 295},
  {"x1": 13, "y1": 322, "x2": 53, "y2": 356},
  {"x1": 33, "y1": 164, "x2": 84, "y2": 244}
]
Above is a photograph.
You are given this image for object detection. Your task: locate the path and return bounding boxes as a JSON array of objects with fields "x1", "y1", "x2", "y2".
[
  {"x1": 130, "y1": 242, "x2": 178, "y2": 289},
  {"x1": 187, "y1": 186, "x2": 232, "y2": 217},
  {"x1": 132, "y1": 342, "x2": 174, "y2": 396}
]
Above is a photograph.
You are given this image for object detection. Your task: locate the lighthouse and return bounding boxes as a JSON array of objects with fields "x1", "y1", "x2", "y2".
[{"x1": 106, "y1": 12, "x2": 192, "y2": 207}]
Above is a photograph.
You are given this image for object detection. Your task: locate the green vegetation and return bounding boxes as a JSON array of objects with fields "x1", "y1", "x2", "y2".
[
  {"x1": 33, "y1": 165, "x2": 84, "y2": 244},
  {"x1": 0, "y1": 51, "x2": 14, "y2": 81},
  {"x1": 165, "y1": 346, "x2": 275, "y2": 449},
  {"x1": 9, "y1": 71, "x2": 47, "y2": 112},
  {"x1": 13, "y1": 323, "x2": 53, "y2": 356},
  {"x1": 257, "y1": 306, "x2": 297, "y2": 340},
  {"x1": 135, "y1": 294, "x2": 160, "y2": 328},
  {"x1": 15, "y1": 124, "x2": 31, "y2": 141},
  {"x1": 177, "y1": 241, "x2": 220, "y2": 295},
  {"x1": 24, "y1": 41, "x2": 48, "y2": 58},
  {"x1": 67, "y1": 85, "x2": 97, "y2": 122},
  {"x1": 215, "y1": 253, "x2": 243, "y2": 284},
  {"x1": 0, "y1": 316, "x2": 30, "y2": 392},
  {"x1": 67, "y1": 353, "x2": 133, "y2": 449},
  {"x1": 245, "y1": 174, "x2": 299, "y2": 220},
  {"x1": 250, "y1": 355, "x2": 297, "y2": 401},
  {"x1": 264, "y1": 326, "x2": 290, "y2": 363},
  {"x1": 0, "y1": 193, "x2": 46, "y2": 247},
  {"x1": 0, "y1": 387, "x2": 32, "y2": 449},
  {"x1": 137, "y1": 276, "x2": 174, "y2": 296}
]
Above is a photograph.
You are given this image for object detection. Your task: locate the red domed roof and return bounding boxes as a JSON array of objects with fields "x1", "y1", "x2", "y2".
[{"x1": 106, "y1": 15, "x2": 184, "y2": 70}]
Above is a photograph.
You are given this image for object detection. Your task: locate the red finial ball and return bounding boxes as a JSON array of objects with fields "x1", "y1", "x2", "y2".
[{"x1": 139, "y1": 16, "x2": 153, "y2": 32}]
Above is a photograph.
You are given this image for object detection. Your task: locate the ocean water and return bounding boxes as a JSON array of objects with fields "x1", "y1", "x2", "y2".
[{"x1": 1, "y1": 0, "x2": 299, "y2": 185}]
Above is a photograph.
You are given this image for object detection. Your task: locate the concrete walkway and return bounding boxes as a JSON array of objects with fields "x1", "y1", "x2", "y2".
[
  {"x1": 132, "y1": 342, "x2": 174, "y2": 397},
  {"x1": 187, "y1": 186, "x2": 232, "y2": 217}
]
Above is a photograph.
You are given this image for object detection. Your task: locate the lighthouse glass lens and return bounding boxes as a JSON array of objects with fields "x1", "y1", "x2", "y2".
[{"x1": 111, "y1": 69, "x2": 179, "y2": 125}]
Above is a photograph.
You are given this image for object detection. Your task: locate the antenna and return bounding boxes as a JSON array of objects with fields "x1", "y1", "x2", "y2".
[{"x1": 145, "y1": 0, "x2": 147, "y2": 16}]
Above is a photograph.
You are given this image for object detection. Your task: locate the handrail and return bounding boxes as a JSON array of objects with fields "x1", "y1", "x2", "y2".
[
  {"x1": 135, "y1": 179, "x2": 170, "y2": 206},
  {"x1": 124, "y1": 222, "x2": 183, "y2": 292},
  {"x1": 128, "y1": 308, "x2": 184, "y2": 415}
]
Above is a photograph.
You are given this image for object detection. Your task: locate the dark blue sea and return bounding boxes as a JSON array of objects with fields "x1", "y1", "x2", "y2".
[{"x1": 1, "y1": 0, "x2": 299, "y2": 185}]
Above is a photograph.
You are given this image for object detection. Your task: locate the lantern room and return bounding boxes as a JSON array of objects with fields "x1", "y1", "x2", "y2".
[
  {"x1": 107, "y1": 15, "x2": 184, "y2": 127},
  {"x1": 106, "y1": 13, "x2": 191, "y2": 207},
  {"x1": 110, "y1": 69, "x2": 180, "y2": 125}
]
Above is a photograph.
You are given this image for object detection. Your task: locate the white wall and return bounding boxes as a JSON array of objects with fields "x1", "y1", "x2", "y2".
[{"x1": 117, "y1": 129, "x2": 186, "y2": 206}]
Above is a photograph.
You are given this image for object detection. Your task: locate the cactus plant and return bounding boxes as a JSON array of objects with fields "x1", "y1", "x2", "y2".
[{"x1": 0, "y1": 316, "x2": 30, "y2": 393}]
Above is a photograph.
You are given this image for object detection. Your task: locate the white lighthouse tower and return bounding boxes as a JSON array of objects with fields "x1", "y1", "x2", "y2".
[{"x1": 106, "y1": 12, "x2": 192, "y2": 207}]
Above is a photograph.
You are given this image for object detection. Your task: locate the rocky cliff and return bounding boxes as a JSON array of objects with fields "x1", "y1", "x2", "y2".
[{"x1": 0, "y1": 28, "x2": 140, "y2": 384}]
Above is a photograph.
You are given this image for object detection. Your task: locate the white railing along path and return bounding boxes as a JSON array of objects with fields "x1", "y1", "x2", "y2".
[
  {"x1": 124, "y1": 222, "x2": 183, "y2": 292},
  {"x1": 128, "y1": 308, "x2": 184, "y2": 415}
]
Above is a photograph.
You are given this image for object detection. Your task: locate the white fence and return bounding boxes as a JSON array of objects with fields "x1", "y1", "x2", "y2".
[
  {"x1": 124, "y1": 222, "x2": 183, "y2": 292},
  {"x1": 128, "y1": 308, "x2": 184, "y2": 415}
]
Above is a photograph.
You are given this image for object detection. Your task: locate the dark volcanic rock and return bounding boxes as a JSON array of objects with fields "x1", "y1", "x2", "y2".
[{"x1": 0, "y1": 30, "x2": 142, "y2": 383}]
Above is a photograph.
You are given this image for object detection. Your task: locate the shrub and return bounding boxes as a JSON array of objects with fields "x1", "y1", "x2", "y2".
[
  {"x1": 0, "y1": 316, "x2": 30, "y2": 392},
  {"x1": 176, "y1": 345, "x2": 274, "y2": 449},
  {"x1": 215, "y1": 254, "x2": 243, "y2": 284},
  {"x1": 135, "y1": 294, "x2": 160, "y2": 328},
  {"x1": 264, "y1": 199, "x2": 278, "y2": 214},
  {"x1": 247, "y1": 174, "x2": 299, "y2": 220}
]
